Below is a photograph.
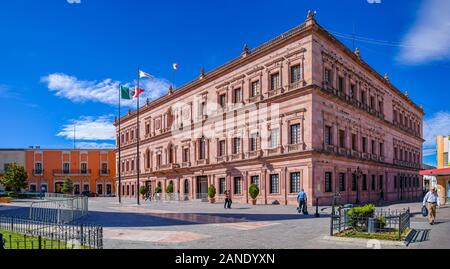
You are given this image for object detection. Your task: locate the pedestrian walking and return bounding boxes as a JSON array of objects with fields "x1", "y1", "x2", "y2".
[
  {"x1": 423, "y1": 187, "x2": 440, "y2": 225},
  {"x1": 225, "y1": 190, "x2": 232, "y2": 209},
  {"x1": 297, "y1": 189, "x2": 307, "y2": 214},
  {"x1": 224, "y1": 191, "x2": 229, "y2": 209}
]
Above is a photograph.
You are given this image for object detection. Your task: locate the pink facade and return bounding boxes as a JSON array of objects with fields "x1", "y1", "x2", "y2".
[{"x1": 115, "y1": 13, "x2": 424, "y2": 206}]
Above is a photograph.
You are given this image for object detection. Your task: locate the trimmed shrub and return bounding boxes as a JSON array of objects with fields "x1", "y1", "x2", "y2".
[
  {"x1": 154, "y1": 186, "x2": 162, "y2": 194},
  {"x1": 347, "y1": 204, "x2": 376, "y2": 230},
  {"x1": 166, "y1": 183, "x2": 174, "y2": 194},
  {"x1": 249, "y1": 184, "x2": 259, "y2": 200},
  {"x1": 208, "y1": 185, "x2": 216, "y2": 199},
  {"x1": 140, "y1": 186, "x2": 148, "y2": 196}
]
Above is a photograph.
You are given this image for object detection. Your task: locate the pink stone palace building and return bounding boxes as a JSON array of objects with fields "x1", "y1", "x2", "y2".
[{"x1": 115, "y1": 12, "x2": 424, "y2": 206}]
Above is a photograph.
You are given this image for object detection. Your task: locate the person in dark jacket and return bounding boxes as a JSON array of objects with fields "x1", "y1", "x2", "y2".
[{"x1": 225, "y1": 190, "x2": 232, "y2": 209}]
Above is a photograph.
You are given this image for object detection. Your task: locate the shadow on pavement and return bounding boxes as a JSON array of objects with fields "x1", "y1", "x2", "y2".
[{"x1": 76, "y1": 210, "x2": 330, "y2": 228}]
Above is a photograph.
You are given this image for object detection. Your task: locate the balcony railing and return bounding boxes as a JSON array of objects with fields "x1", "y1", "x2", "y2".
[
  {"x1": 100, "y1": 169, "x2": 110, "y2": 176},
  {"x1": 229, "y1": 153, "x2": 244, "y2": 161},
  {"x1": 286, "y1": 81, "x2": 304, "y2": 92},
  {"x1": 181, "y1": 162, "x2": 191, "y2": 168},
  {"x1": 265, "y1": 146, "x2": 282, "y2": 156},
  {"x1": 246, "y1": 150, "x2": 262, "y2": 159},
  {"x1": 33, "y1": 169, "x2": 44, "y2": 176},
  {"x1": 216, "y1": 156, "x2": 228, "y2": 163},
  {"x1": 321, "y1": 83, "x2": 386, "y2": 121},
  {"x1": 324, "y1": 144, "x2": 336, "y2": 153},
  {"x1": 285, "y1": 144, "x2": 303, "y2": 153},
  {"x1": 159, "y1": 163, "x2": 180, "y2": 171},
  {"x1": 196, "y1": 159, "x2": 209, "y2": 166},
  {"x1": 267, "y1": 87, "x2": 284, "y2": 98},
  {"x1": 247, "y1": 94, "x2": 263, "y2": 103},
  {"x1": 53, "y1": 169, "x2": 92, "y2": 176}
]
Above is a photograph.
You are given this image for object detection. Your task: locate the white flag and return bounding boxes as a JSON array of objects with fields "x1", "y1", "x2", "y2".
[
  {"x1": 172, "y1": 63, "x2": 179, "y2": 71},
  {"x1": 139, "y1": 70, "x2": 154, "y2": 80}
]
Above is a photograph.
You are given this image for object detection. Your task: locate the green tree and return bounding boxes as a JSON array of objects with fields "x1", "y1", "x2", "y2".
[
  {"x1": 166, "y1": 182, "x2": 174, "y2": 193},
  {"x1": 0, "y1": 163, "x2": 28, "y2": 192},
  {"x1": 61, "y1": 177, "x2": 74, "y2": 194}
]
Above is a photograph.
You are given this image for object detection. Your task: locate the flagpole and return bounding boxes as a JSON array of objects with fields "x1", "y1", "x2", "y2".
[
  {"x1": 118, "y1": 84, "x2": 122, "y2": 204},
  {"x1": 136, "y1": 68, "x2": 141, "y2": 206}
]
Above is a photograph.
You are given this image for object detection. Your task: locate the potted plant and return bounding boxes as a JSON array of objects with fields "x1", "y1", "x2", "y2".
[
  {"x1": 154, "y1": 186, "x2": 162, "y2": 194},
  {"x1": 140, "y1": 185, "x2": 148, "y2": 200},
  {"x1": 208, "y1": 185, "x2": 216, "y2": 203},
  {"x1": 166, "y1": 182, "x2": 174, "y2": 194},
  {"x1": 249, "y1": 184, "x2": 260, "y2": 205}
]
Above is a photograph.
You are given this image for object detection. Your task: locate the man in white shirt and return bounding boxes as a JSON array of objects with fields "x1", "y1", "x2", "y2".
[{"x1": 423, "y1": 187, "x2": 440, "y2": 225}]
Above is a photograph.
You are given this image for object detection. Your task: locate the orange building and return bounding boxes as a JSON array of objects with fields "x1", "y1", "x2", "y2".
[{"x1": 25, "y1": 148, "x2": 116, "y2": 196}]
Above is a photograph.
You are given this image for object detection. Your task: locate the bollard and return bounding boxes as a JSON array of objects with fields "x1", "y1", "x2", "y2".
[{"x1": 315, "y1": 198, "x2": 320, "y2": 218}]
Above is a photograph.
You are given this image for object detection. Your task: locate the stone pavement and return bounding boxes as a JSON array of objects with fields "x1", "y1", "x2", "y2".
[{"x1": 1, "y1": 198, "x2": 449, "y2": 249}]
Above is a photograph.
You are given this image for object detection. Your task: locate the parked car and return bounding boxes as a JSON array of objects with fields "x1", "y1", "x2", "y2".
[{"x1": 81, "y1": 191, "x2": 98, "y2": 197}]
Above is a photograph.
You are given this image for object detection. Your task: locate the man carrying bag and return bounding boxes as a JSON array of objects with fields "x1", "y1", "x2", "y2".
[{"x1": 423, "y1": 187, "x2": 440, "y2": 225}]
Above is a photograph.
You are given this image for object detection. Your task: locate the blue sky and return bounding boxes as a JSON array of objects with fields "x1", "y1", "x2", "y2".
[{"x1": 1, "y1": 0, "x2": 449, "y2": 166}]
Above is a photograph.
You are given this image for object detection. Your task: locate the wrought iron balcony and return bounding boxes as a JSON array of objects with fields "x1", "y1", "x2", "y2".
[
  {"x1": 285, "y1": 144, "x2": 303, "y2": 153},
  {"x1": 245, "y1": 150, "x2": 262, "y2": 159},
  {"x1": 265, "y1": 146, "x2": 282, "y2": 156},
  {"x1": 216, "y1": 156, "x2": 228, "y2": 163},
  {"x1": 99, "y1": 169, "x2": 110, "y2": 176},
  {"x1": 229, "y1": 153, "x2": 244, "y2": 161},
  {"x1": 286, "y1": 80, "x2": 304, "y2": 92},
  {"x1": 181, "y1": 162, "x2": 191, "y2": 168},
  {"x1": 247, "y1": 94, "x2": 263, "y2": 103},
  {"x1": 324, "y1": 144, "x2": 336, "y2": 153},
  {"x1": 53, "y1": 169, "x2": 92, "y2": 176},
  {"x1": 33, "y1": 169, "x2": 44, "y2": 176},
  {"x1": 267, "y1": 87, "x2": 284, "y2": 98}
]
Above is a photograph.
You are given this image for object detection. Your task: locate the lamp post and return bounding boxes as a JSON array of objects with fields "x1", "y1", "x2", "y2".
[{"x1": 353, "y1": 167, "x2": 363, "y2": 205}]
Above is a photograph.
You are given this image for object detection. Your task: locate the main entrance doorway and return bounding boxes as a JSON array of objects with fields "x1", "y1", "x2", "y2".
[
  {"x1": 196, "y1": 176, "x2": 208, "y2": 199},
  {"x1": 55, "y1": 182, "x2": 63, "y2": 193}
]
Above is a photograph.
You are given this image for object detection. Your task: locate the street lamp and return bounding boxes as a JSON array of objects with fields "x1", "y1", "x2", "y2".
[{"x1": 352, "y1": 167, "x2": 363, "y2": 205}]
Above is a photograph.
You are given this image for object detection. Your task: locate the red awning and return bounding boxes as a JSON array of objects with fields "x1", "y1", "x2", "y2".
[{"x1": 420, "y1": 167, "x2": 450, "y2": 176}]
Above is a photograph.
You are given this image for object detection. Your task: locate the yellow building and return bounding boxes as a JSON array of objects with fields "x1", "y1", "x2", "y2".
[{"x1": 420, "y1": 135, "x2": 450, "y2": 205}]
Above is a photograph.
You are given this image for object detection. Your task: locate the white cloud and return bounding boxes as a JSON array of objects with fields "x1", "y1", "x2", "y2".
[
  {"x1": 398, "y1": 0, "x2": 450, "y2": 64},
  {"x1": 423, "y1": 148, "x2": 437, "y2": 157},
  {"x1": 58, "y1": 115, "x2": 116, "y2": 141},
  {"x1": 76, "y1": 142, "x2": 115, "y2": 149},
  {"x1": 41, "y1": 73, "x2": 171, "y2": 107},
  {"x1": 367, "y1": 0, "x2": 381, "y2": 4},
  {"x1": 67, "y1": 0, "x2": 81, "y2": 4},
  {"x1": 422, "y1": 111, "x2": 450, "y2": 160}
]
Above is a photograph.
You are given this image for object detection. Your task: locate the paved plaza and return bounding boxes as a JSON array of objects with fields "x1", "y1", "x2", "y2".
[{"x1": 1, "y1": 198, "x2": 449, "y2": 249}]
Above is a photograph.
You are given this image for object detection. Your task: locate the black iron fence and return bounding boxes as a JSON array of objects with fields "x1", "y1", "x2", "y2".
[
  {"x1": 0, "y1": 216, "x2": 102, "y2": 249},
  {"x1": 331, "y1": 207, "x2": 411, "y2": 240}
]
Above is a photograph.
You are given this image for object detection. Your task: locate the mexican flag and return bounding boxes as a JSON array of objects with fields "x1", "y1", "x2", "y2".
[{"x1": 120, "y1": 86, "x2": 145, "y2": 100}]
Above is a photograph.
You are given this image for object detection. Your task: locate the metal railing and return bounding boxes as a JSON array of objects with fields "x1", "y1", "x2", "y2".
[
  {"x1": 0, "y1": 216, "x2": 102, "y2": 249},
  {"x1": 29, "y1": 195, "x2": 88, "y2": 224},
  {"x1": 331, "y1": 207, "x2": 410, "y2": 240},
  {"x1": 53, "y1": 169, "x2": 92, "y2": 175}
]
